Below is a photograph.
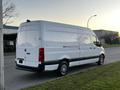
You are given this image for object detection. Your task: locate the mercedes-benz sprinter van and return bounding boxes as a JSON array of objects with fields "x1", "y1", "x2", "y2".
[{"x1": 15, "y1": 20, "x2": 105, "y2": 76}]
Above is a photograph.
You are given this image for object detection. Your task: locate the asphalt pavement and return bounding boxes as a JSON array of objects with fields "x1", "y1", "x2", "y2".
[{"x1": 5, "y1": 47, "x2": 120, "y2": 90}]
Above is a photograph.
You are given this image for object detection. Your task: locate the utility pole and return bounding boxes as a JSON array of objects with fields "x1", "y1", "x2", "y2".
[{"x1": 0, "y1": 0, "x2": 5, "y2": 90}]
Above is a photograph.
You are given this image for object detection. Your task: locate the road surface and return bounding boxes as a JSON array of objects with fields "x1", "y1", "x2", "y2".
[{"x1": 5, "y1": 47, "x2": 120, "y2": 90}]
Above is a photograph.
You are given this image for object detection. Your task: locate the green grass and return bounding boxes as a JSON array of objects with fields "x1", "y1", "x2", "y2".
[
  {"x1": 21, "y1": 61, "x2": 120, "y2": 90},
  {"x1": 103, "y1": 44, "x2": 120, "y2": 48}
]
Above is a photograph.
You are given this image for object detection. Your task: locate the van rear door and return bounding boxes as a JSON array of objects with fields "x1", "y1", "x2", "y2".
[{"x1": 17, "y1": 30, "x2": 41, "y2": 67}]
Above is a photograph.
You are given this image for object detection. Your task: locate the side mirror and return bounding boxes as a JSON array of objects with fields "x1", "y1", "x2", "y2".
[{"x1": 94, "y1": 41, "x2": 102, "y2": 47}]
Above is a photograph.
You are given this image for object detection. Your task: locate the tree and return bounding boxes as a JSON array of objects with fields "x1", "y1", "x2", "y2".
[{"x1": 3, "y1": 0, "x2": 17, "y2": 25}]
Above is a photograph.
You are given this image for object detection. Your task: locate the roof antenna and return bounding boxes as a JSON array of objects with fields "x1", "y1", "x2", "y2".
[{"x1": 26, "y1": 19, "x2": 31, "y2": 22}]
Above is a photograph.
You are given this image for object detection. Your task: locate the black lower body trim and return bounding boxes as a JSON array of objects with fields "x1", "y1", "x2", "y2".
[
  {"x1": 43, "y1": 55, "x2": 99, "y2": 65},
  {"x1": 70, "y1": 56, "x2": 99, "y2": 62}
]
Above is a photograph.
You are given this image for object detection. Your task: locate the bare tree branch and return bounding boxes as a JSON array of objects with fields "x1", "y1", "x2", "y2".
[{"x1": 3, "y1": 0, "x2": 18, "y2": 25}]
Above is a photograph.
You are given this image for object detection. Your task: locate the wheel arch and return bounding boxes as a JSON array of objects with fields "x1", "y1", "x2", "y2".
[
  {"x1": 60, "y1": 58, "x2": 70, "y2": 66},
  {"x1": 100, "y1": 51, "x2": 105, "y2": 58},
  {"x1": 59, "y1": 55, "x2": 70, "y2": 65},
  {"x1": 100, "y1": 53, "x2": 105, "y2": 59}
]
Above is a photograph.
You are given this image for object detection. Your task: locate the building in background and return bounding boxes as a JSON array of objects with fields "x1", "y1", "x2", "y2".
[
  {"x1": 3, "y1": 25, "x2": 18, "y2": 52},
  {"x1": 94, "y1": 30, "x2": 120, "y2": 44}
]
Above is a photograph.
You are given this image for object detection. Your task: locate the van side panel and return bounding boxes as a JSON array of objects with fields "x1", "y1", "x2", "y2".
[
  {"x1": 42, "y1": 22, "x2": 101, "y2": 70},
  {"x1": 43, "y1": 22, "x2": 80, "y2": 68}
]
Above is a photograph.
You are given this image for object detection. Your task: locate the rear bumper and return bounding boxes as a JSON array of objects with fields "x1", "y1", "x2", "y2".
[{"x1": 16, "y1": 64, "x2": 44, "y2": 72}]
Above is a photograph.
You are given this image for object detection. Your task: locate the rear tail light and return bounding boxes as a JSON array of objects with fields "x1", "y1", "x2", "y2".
[{"x1": 39, "y1": 48, "x2": 44, "y2": 63}]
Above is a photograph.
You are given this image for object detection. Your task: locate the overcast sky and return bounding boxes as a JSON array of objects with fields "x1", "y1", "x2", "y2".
[{"x1": 10, "y1": 0, "x2": 120, "y2": 32}]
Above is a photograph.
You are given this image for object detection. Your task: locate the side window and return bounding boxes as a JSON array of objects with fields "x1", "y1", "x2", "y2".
[
  {"x1": 79, "y1": 34, "x2": 91, "y2": 44},
  {"x1": 91, "y1": 35, "x2": 97, "y2": 43}
]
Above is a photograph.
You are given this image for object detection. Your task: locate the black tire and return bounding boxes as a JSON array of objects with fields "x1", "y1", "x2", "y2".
[
  {"x1": 97, "y1": 54, "x2": 105, "y2": 65},
  {"x1": 57, "y1": 61, "x2": 69, "y2": 76}
]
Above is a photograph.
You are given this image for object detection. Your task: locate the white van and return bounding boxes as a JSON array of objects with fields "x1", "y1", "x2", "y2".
[{"x1": 15, "y1": 20, "x2": 105, "y2": 76}]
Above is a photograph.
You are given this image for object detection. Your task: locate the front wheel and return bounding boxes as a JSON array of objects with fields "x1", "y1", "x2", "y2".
[
  {"x1": 97, "y1": 54, "x2": 105, "y2": 65},
  {"x1": 57, "y1": 61, "x2": 69, "y2": 76}
]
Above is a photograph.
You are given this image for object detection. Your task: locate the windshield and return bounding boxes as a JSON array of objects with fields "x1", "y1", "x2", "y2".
[{"x1": 17, "y1": 30, "x2": 40, "y2": 47}]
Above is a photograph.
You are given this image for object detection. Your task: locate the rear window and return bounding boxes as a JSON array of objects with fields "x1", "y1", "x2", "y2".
[{"x1": 17, "y1": 30, "x2": 40, "y2": 47}]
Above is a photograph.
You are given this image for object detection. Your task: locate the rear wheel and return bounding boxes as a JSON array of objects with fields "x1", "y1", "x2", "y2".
[
  {"x1": 57, "y1": 61, "x2": 69, "y2": 76},
  {"x1": 97, "y1": 54, "x2": 105, "y2": 65}
]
